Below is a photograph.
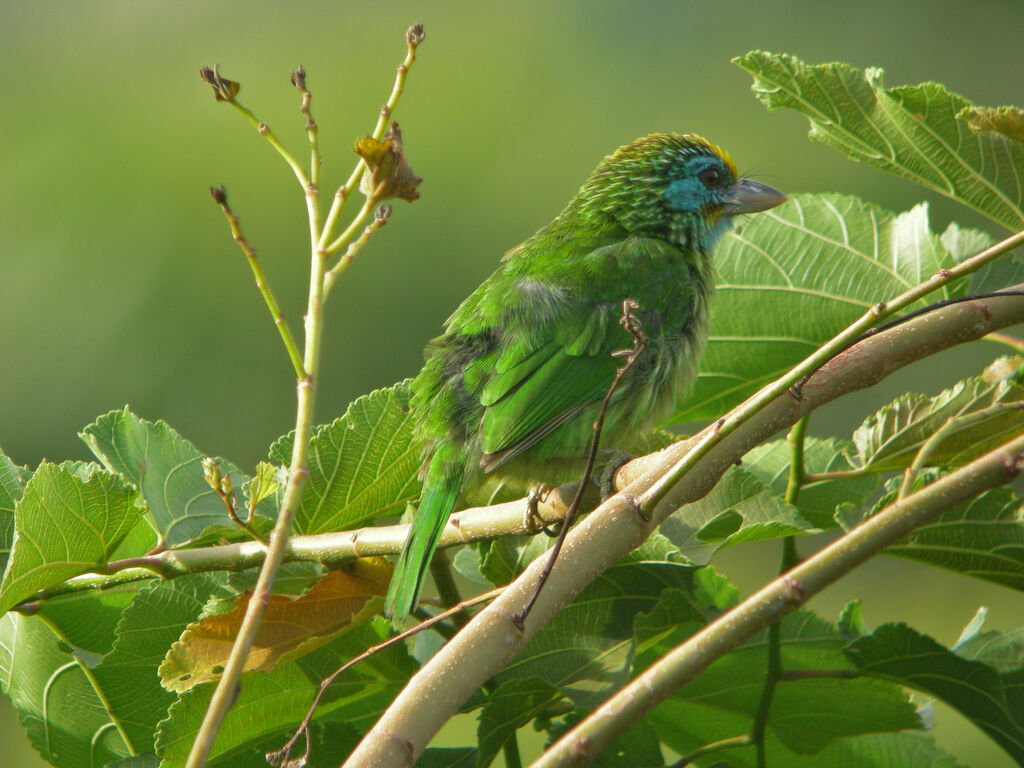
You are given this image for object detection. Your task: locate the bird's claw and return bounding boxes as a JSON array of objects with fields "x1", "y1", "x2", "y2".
[
  {"x1": 524, "y1": 484, "x2": 560, "y2": 537},
  {"x1": 595, "y1": 450, "x2": 633, "y2": 500}
]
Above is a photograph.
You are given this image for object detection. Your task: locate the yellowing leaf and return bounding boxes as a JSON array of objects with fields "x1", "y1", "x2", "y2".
[
  {"x1": 355, "y1": 122, "x2": 422, "y2": 202},
  {"x1": 158, "y1": 558, "x2": 390, "y2": 692}
]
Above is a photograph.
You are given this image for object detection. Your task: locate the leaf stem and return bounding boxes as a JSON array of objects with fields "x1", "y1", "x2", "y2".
[
  {"x1": 984, "y1": 331, "x2": 1024, "y2": 354},
  {"x1": 210, "y1": 187, "x2": 305, "y2": 378},
  {"x1": 669, "y1": 734, "x2": 753, "y2": 767}
]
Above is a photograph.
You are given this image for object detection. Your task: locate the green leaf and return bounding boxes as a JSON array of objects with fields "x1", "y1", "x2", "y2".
[
  {"x1": 644, "y1": 610, "x2": 921, "y2": 761},
  {"x1": 495, "y1": 558, "x2": 697, "y2": 708},
  {"x1": 0, "y1": 462, "x2": 144, "y2": 614},
  {"x1": 268, "y1": 381, "x2": 421, "y2": 534},
  {"x1": 0, "y1": 450, "x2": 25, "y2": 577},
  {"x1": 476, "y1": 677, "x2": 562, "y2": 768},
  {"x1": 0, "y1": 612, "x2": 132, "y2": 767},
  {"x1": 417, "y1": 748, "x2": 477, "y2": 768},
  {"x1": 742, "y1": 436, "x2": 881, "y2": 529},
  {"x1": 91, "y1": 574, "x2": 229, "y2": 753},
  {"x1": 658, "y1": 465, "x2": 816, "y2": 564},
  {"x1": 734, "y1": 51, "x2": 1024, "y2": 231},
  {"x1": 846, "y1": 623, "x2": 1024, "y2": 764},
  {"x1": 155, "y1": 619, "x2": 416, "y2": 766},
  {"x1": 939, "y1": 222, "x2": 1017, "y2": 295},
  {"x1": 880, "y1": 485, "x2": 1024, "y2": 592},
  {"x1": 80, "y1": 408, "x2": 254, "y2": 547},
  {"x1": 853, "y1": 362, "x2": 1024, "y2": 471},
  {"x1": 674, "y1": 194, "x2": 963, "y2": 422}
]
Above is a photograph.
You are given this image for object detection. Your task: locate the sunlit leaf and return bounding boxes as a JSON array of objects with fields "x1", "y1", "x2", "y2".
[
  {"x1": 675, "y1": 194, "x2": 963, "y2": 422},
  {"x1": 742, "y1": 436, "x2": 880, "y2": 529},
  {"x1": 80, "y1": 408, "x2": 257, "y2": 547},
  {"x1": 659, "y1": 465, "x2": 816, "y2": 564},
  {"x1": 269, "y1": 381, "x2": 422, "y2": 534},
  {"x1": 735, "y1": 51, "x2": 1024, "y2": 231},
  {"x1": 0, "y1": 462, "x2": 144, "y2": 614}
]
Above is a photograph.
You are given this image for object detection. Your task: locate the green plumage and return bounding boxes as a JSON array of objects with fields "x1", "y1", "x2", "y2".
[{"x1": 385, "y1": 133, "x2": 786, "y2": 618}]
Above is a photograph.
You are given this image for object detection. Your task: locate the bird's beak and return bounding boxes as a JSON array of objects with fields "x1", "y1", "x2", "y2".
[{"x1": 723, "y1": 178, "x2": 787, "y2": 214}]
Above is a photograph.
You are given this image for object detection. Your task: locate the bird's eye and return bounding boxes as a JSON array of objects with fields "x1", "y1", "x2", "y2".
[{"x1": 698, "y1": 167, "x2": 722, "y2": 189}]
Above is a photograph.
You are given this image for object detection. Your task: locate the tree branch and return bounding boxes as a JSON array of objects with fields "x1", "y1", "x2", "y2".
[{"x1": 340, "y1": 288, "x2": 1024, "y2": 767}]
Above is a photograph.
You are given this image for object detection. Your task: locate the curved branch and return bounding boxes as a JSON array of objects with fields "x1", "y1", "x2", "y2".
[
  {"x1": 535, "y1": 429, "x2": 1024, "y2": 768},
  {"x1": 341, "y1": 289, "x2": 1024, "y2": 767}
]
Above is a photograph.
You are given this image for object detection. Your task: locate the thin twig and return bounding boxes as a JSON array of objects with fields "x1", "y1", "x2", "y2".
[
  {"x1": 323, "y1": 204, "x2": 391, "y2": 292},
  {"x1": 669, "y1": 734, "x2": 754, "y2": 767},
  {"x1": 290, "y1": 65, "x2": 320, "y2": 189},
  {"x1": 318, "y1": 25, "x2": 424, "y2": 253},
  {"x1": 209, "y1": 186, "x2": 305, "y2": 378},
  {"x1": 514, "y1": 299, "x2": 648, "y2": 625},
  {"x1": 269, "y1": 586, "x2": 502, "y2": 767}
]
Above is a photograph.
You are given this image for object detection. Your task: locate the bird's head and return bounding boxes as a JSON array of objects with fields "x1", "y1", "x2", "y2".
[{"x1": 576, "y1": 133, "x2": 786, "y2": 251}]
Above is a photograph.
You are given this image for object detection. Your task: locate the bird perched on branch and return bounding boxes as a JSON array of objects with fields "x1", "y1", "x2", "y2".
[{"x1": 385, "y1": 133, "x2": 786, "y2": 618}]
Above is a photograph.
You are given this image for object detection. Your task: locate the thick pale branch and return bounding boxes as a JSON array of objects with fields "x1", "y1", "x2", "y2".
[
  {"x1": 341, "y1": 290, "x2": 1024, "y2": 767},
  {"x1": 535, "y1": 431, "x2": 1024, "y2": 768}
]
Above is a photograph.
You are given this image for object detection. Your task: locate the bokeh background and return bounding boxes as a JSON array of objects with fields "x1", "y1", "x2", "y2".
[{"x1": 2, "y1": 1, "x2": 1023, "y2": 765}]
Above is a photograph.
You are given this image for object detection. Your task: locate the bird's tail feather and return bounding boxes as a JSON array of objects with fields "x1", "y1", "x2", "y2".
[{"x1": 384, "y1": 446, "x2": 463, "y2": 619}]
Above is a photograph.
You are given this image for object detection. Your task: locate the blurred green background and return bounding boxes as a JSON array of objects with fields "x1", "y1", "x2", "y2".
[{"x1": 2, "y1": 1, "x2": 1023, "y2": 765}]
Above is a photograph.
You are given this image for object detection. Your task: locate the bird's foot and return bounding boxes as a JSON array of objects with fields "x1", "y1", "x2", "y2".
[
  {"x1": 595, "y1": 450, "x2": 633, "y2": 500},
  {"x1": 524, "y1": 484, "x2": 560, "y2": 538}
]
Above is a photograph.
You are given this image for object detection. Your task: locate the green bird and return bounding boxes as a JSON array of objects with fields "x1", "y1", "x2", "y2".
[{"x1": 385, "y1": 133, "x2": 786, "y2": 618}]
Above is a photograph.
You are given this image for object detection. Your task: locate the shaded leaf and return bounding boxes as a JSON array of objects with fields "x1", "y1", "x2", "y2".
[
  {"x1": 476, "y1": 677, "x2": 562, "y2": 768},
  {"x1": 0, "y1": 462, "x2": 143, "y2": 614},
  {"x1": 495, "y1": 557, "x2": 697, "y2": 708},
  {"x1": 735, "y1": 51, "x2": 1024, "y2": 231},
  {"x1": 269, "y1": 381, "x2": 422, "y2": 534},
  {"x1": 80, "y1": 408, "x2": 256, "y2": 547},
  {"x1": 853, "y1": 359, "x2": 1024, "y2": 471},
  {"x1": 742, "y1": 436, "x2": 880, "y2": 529},
  {"x1": 659, "y1": 465, "x2": 816, "y2": 564},
  {"x1": 674, "y1": 194, "x2": 963, "y2": 422},
  {"x1": 0, "y1": 450, "x2": 25, "y2": 576},
  {"x1": 418, "y1": 749, "x2": 477, "y2": 768},
  {"x1": 643, "y1": 609, "x2": 921, "y2": 761},
  {"x1": 159, "y1": 559, "x2": 389, "y2": 692},
  {"x1": 0, "y1": 612, "x2": 132, "y2": 766},
  {"x1": 155, "y1": 619, "x2": 417, "y2": 767},
  {"x1": 846, "y1": 623, "x2": 1024, "y2": 764},
  {"x1": 879, "y1": 484, "x2": 1024, "y2": 592}
]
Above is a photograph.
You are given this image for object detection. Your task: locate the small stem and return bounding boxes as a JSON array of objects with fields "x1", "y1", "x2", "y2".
[
  {"x1": 209, "y1": 187, "x2": 306, "y2": 378},
  {"x1": 983, "y1": 331, "x2": 1024, "y2": 354},
  {"x1": 669, "y1": 734, "x2": 753, "y2": 767},
  {"x1": 227, "y1": 95, "x2": 309, "y2": 190},
  {"x1": 784, "y1": 417, "x2": 807, "y2": 507},
  {"x1": 898, "y1": 401, "x2": 1024, "y2": 499},
  {"x1": 323, "y1": 204, "x2": 391, "y2": 294},
  {"x1": 324, "y1": 195, "x2": 380, "y2": 258},
  {"x1": 318, "y1": 25, "x2": 423, "y2": 252},
  {"x1": 503, "y1": 734, "x2": 524, "y2": 768},
  {"x1": 291, "y1": 66, "x2": 320, "y2": 190}
]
